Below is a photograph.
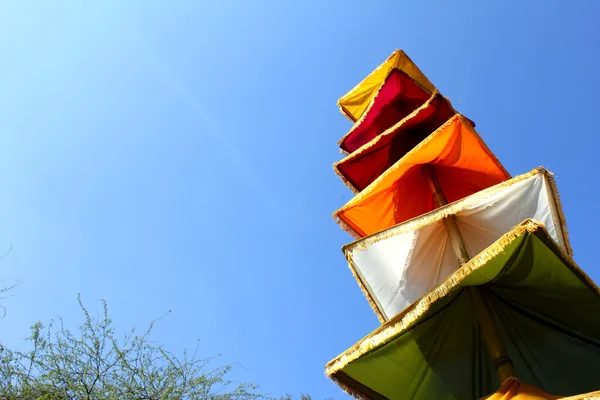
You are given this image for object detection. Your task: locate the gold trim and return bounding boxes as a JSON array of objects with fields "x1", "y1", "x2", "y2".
[
  {"x1": 337, "y1": 73, "x2": 441, "y2": 150},
  {"x1": 334, "y1": 381, "x2": 367, "y2": 400},
  {"x1": 331, "y1": 371, "x2": 388, "y2": 400},
  {"x1": 346, "y1": 257, "x2": 387, "y2": 324},
  {"x1": 334, "y1": 91, "x2": 447, "y2": 194},
  {"x1": 326, "y1": 219, "x2": 594, "y2": 377},
  {"x1": 343, "y1": 167, "x2": 539, "y2": 250},
  {"x1": 332, "y1": 114, "x2": 510, "y2": 237},
  {"x1": 333, "y1": 214, "x2": 362, "y2": 240},
  {"x1": 340, "y1": 167, "x2": 573, "y2": 324},
  {"x1": 343, "y1": 167, "x2": 569, "y2": 253},
  {"x1": 561, "y1": 391, "x2": 600, "y2": 400},
  {"x1": 337, "y1": 50, "x2": 436, "y2": 122},
  {"x1": 545, "y1": 170, "x2": 574, "y2": 256},
  {"x1": 332, "y1": 164, "x2": 360, "y2": 196}
]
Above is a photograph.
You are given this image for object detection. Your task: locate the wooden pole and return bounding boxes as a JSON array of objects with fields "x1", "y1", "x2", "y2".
[
  {"x1": 422, "y1": 165, "x2": 470, "y2": 265},
  {"x1": 421, "y1": 164, "x2": 516, "y2": 383}
]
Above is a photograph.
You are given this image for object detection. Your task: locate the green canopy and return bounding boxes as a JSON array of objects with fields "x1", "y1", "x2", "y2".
[{"x1": 326, "y1": 220, "x2": 600, "y2": 400}]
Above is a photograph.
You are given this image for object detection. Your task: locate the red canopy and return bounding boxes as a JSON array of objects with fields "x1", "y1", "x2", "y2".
[
  {"x1": 339, "y1": 68, "x2": 432, "y2": 154},
  {"x1": 334, "y1": 115, "x2": 509, "y2": 237},
  {"x1": 335, "y1": 93, "x2": 456, "y2": 192}
]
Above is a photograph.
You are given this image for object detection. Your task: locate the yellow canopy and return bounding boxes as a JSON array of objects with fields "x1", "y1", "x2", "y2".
[{"x1": 337, "y1": 50, "x2": 437, "y2": 122}]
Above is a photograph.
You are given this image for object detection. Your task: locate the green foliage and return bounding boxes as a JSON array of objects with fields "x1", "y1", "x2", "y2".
[
  {"x1": 0, "y1": 295, "x2": 264, "y2": 400},
  {"x1": 278, "y1": 395, "x2": 313, "y2": 400}
]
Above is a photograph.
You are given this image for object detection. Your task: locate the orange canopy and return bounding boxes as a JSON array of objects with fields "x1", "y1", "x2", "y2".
[
  {"x1": 334, "y1": 115, "x2": 510, "y2": 237},
  {"x1": 337, "y1": 50, "x2": 437, "y2": 122},
  {"x1": 338, "y1": 69, "x2": 432, "y2": 154},
  {"x1": 335, "y1": 93, "x2": 456, "y2": 192}
]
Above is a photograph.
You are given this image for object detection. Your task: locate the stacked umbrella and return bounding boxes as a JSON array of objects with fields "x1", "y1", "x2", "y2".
[{"x1": 326, "y1": 50, "x2": 600, "y2": 400}]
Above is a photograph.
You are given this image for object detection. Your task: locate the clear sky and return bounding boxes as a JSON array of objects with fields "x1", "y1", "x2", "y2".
[{"x1": 0, "y1": 1, "x2": 599, "y2": 398}]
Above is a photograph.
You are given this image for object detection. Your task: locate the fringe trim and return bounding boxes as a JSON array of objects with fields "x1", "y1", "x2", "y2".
[
  {"x1": 330, "y1": 375, "x2": 371, "y2": 400},
  {"x1": 343, "y1": 229, "x2": 420, "y2": 324},
  {"x1": 337, "y1": 50, "x2": 401, "y2": 119},
  {"x1": 561, "y1": 391, "x2": 600, "y2": 400},
  {"x1": 340, "y1": 105, "x2": 358, "y2": 123},
  {"x1": 338, "y1": 168, "x2": 573, "y2": 326},
  {"x1": 337, "y1": 50, "x2": 401, "y2": 122},
  {"x1": 338, "y1": 89, "x2": 441, "y2": 149},
  {"x1": 326, "y1": 220, "x2": 543, "y2": 376},
  {"x1": 327, "y1": 219, "x2": 600, "y2": 379},
  {"x1": 336, "y1": 75, "x2": 439, "y2": 150},
  {"x1": 343, "y1": 167, "x2": 544, "y2": 252},
  {"x1": 332, "y1": 162, "x2": 360, "y2": 194},
  {"x1": 334, "y1": 91, "x2": 449, "y2": 194},
  {"x1": 545, "y1": 170, "x2": 574, "y2": 256},
  {"x1": 334, "y1": 113, "x2": 506, "y2": 222},
  {"x1": 342, "y1": 168, "x2": 572, "y2": 264},
  {"x1": 476, "y1": 126, "x2": 512, "y2": 180},
  {"x1": 337, "y1": 50, "x2": 436, "y2": 122},
  {"x1": 332, "y1": 113, "x2": 508, "y2": 238},
  {"x1": 333, "y1": 214, "x2": 362, "y2": 239},
  {"x1": 333, "y1": 114, "x2": 462, "y2": 233},
  {"x1": 344, "y1": 257, "x2": 387, "y2": 324},
  {"x1": 538, "y1": 221, "x2": 600, "y2": 299},
  {"x1": 336, "y1": 68, "x2": 409, "y2": 147}
]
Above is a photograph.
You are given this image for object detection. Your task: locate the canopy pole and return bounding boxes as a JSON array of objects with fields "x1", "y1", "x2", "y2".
[{"x1": 421, "y1": 164, "x2": 516, "y2": 383}]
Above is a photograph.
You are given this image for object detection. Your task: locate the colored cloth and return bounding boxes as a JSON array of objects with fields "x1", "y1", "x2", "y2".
[
  {"x1": 343, "y1": 168, "x2": 570, "y2": 322},
  {"x1": 336, "y1": 93, "x2": 456, "y2": 191},
  {"x1": 334, "y1": 115, "x2": 510, "y2": 237},
  {"x1": 327, "y1": 222, "x2": 600, "y2": 399},
  {"x1": 338, "y1": 50, "x2": 436, "y2": 122},
  {"x1": 338, "y1": 69, "x2": 432, "y2": 154},
  {"x1": 483, "y1": 378, "x2": 559, "y2": 400}
]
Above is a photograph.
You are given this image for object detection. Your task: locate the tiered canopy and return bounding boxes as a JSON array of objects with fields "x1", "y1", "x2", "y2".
[
  {"x1": 343, "y1": 168, "x2": 571, "y2": 322},
  {"x1": 328, "y1": 49, "x2": 600, "y2": 400},
  {"x1": 327, "y1": 221, "x2": 600, "y2": 400},
  {"x1": 338, "y1": 50, "x2": 437, "y2": 122},
  {"x1": 338, "y1": 69, "x2": 433, "y2": 154},
  {"x1": 334, "y1": 115, "x2": 510, "y2": 237},
  {"x1": 335, "y1": 93, "x2": 457, "y2": 192}
]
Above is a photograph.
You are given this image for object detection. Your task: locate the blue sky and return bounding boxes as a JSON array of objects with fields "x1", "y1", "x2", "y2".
[{"x1": 0, "y1": 1, "x2": 599, "y2": 398}]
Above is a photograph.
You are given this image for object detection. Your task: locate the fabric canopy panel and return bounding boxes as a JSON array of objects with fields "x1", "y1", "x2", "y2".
[
  {"x1": 335, "y1": 93, "x2": 457, "y2": 192},
  {"x1": 483, "y1": 378, "x2": 600, "y2": 400},
  {"x1": 338, "y1": 50, "x2": 437, "y2": 122},
  {"x1": 338, "y1": 69, "x2": 433, "y2": 154},
  {"x1": 326, "y1": 221, "x2": 600, "y2": 400},
  {"x1": 484, "y1": 379, "x2": 560, "y2": 400},
  {"x1": 334, "y1": 115, "x2": 510, "y2": 238},
  {"x1": 344, "y1": 168, "x2": 571, "y2": 322}
]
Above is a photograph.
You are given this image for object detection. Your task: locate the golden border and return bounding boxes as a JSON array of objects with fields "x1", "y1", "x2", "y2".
[
  {"x1": 326, "y1": 219, "x2": 597, "y2": 381},
  {"x1": 333, "y1": 114, "x2": 510, "y2": 238}
]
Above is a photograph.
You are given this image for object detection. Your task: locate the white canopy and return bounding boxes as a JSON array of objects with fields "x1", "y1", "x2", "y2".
[{"x1": 343, "y1": 167, "x2": 571, "y2": 322}]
